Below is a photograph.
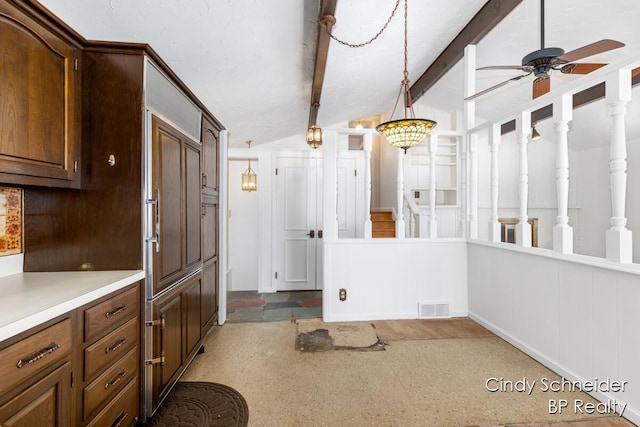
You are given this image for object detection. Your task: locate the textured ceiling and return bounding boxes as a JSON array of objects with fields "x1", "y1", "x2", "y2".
[{"x1": 38, "y1": 0, "x2": 640, "y2": 148}]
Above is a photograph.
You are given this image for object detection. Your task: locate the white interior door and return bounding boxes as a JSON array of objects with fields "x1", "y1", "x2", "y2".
[
  {"x1": 274, "y1": 155, "x2": 321, "y2": 291},
  {"x1": 274, "y1": 153, "x2": 360, "y2": 291}
]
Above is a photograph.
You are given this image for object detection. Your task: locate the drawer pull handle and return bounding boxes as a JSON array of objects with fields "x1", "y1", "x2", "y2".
[
  {"x1": 16, "y1": 342, "x2": 59, "y2": 368},
  {"x1": 105, "y1": 304, "x2": 127, "y2": 318},
  {"x1": 105, "y1": 370, "x2": 127, "y2": 390},
  {"x1": 111, "y1": 411, "x2": 128, "y2": 427},
  {"x1": 105, "y1": 337, "x2": 127, "y2": 354}
]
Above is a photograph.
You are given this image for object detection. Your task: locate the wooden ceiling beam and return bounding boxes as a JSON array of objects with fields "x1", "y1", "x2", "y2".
[
  {"x1": 500, "y1": 66, "x2": 640, "y2": 134},
  {"x1": 410, "y1": 0, "x2": 522, "y2": 102},
  {"x1": 308, "y1": 0, "x2": 337, "y2": 129}
]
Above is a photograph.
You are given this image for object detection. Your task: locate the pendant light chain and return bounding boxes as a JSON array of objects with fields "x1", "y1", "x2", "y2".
[
  {"x1": 402, "y1": 0, "x2": 414, "y2": 118},
  {"x1": 375, "y1": 0, "x2": 437, "y2": 153},
  {"x1": 389, "y1": 0, "x2": 413, "y2": 121},
  {"x1": 403, "y1": 0, "x2": 408, "y2": 77},
  {"x1": 327, "y1": 0, "x2": 401, "y2": 48}
]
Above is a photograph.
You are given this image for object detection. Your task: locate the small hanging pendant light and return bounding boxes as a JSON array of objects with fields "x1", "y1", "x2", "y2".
[
  {"x1": 306, "y1": 125, "x2": 323, "y2": 149},
  {"x1": 241, "y1": 140, "x2": 257, "y2": 192},
  {"x1": 376, "y1": 0, "x2": 436, "y2": 153},
  {"x1": 531, "y1": 123, "x2": 542, "y2": 140}
]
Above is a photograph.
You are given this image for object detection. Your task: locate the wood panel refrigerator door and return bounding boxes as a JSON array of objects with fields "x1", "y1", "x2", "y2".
[
  {"x1": 274, "y1": 156, "x2": 321, "y2": 291},
  {"x1": 184, "y1": 142, "x2": 202, "y2": 271},
  {"x1": 150, "y1": 289, "x2": 183, "y2": 413},
  {"x1": 151, "y1": 117, "x2": 184, "y2": 295}
]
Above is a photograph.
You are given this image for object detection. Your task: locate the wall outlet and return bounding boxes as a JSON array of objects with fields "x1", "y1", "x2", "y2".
[{"x1": 339, "y1": 288, "x2": 347, "y2": 301}]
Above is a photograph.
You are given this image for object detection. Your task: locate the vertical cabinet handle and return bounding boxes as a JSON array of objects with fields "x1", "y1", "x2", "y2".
[
  {"x1": 155, "y1": 189, "x2": 161, "y2": 253},
  {"x1": 146, "y1": 189, "x2": 161, "y2": 253}
]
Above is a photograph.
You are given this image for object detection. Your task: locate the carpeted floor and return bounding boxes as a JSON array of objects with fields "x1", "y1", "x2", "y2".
[{"x1": 181, "y1": 319, "x2": 636, "y2": 427}]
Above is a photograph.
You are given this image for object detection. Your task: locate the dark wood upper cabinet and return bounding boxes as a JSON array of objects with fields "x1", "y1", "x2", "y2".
[
  {"x1": 0, "y1": 1, "x2": 81, "y2": 188},
  {"x1": 201, "y1": 117, "x2": 219, "y2": 197}
]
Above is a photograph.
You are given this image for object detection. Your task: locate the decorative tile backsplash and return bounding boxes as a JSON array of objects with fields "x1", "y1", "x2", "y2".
[{"x1": 0, "y1": 187, "x2": 22, "y2": 256}]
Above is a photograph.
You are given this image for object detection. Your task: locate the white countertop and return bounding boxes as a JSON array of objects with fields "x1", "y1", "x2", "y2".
[{"x1": 0, "y1": 270, "x2": 145, "y2": 342}]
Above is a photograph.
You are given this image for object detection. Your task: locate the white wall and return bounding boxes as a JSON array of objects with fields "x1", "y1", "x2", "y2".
[
  {"x1": 468, "y1": 241, "x2": 640, "y2": 425},
  {"x1": 323, "y1": 239, "x2": 468, "y2": 321},
  {"x1": 228, "y1": 159, "x2": 259, "y2": 291}
]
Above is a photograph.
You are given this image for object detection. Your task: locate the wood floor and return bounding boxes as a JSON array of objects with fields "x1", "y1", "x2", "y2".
[{"x1": 373, "y1": 317, "x2": 495, "y2": 342}]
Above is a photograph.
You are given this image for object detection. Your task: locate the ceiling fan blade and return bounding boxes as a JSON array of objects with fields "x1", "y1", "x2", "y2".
[
  {"x1": 560, "y1": 63, "x2": 607, "y2": 74},
  {"x1": 465, "y1": 73, "x2": 532, "y2": 101},
  {"x1": 556, "y1": 39, "x2": 625, "y2": 63},
  {"x1": 477, "y1": 65, "x2": 533, "y2": 72},
  {"x1": 532, "y1": 76, "x2": 550, "y2": 99}
]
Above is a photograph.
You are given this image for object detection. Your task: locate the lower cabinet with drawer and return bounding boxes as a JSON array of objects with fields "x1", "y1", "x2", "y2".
[
  {"x1": 77, "y1": 284, "x2": 141, "y2": 426},
  {"x1": 0, "y1": 317, "x2": 74, "y2": 426},
  {"x1": 0, "y1": 281, "x2": 142, "y2": 427}
]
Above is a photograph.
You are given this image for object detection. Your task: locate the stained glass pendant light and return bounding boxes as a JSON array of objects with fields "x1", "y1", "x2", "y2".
[
  {"x1": 241, "y1": 140, "x2": 257, "y2": 192},
  {"x1": 376, "y1": 0, "x2": 436, "y2": 153}
]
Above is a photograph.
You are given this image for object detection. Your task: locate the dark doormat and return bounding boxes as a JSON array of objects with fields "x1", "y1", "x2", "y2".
[{"x1": 145, "y1": 382, "x2": 249, "y2": 427}]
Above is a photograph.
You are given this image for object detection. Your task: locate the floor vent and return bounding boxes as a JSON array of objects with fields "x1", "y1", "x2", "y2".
[{"x1": 418, "y1": 302, "x2": 451, "y2": 319}]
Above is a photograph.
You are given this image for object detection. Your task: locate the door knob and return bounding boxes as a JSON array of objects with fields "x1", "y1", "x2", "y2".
[
  {"x1": 306, "y1": 230, "x2": 315, "y2": 238},
  {"x1": 318, "y1": 230, "x2": 323, "y2": 238}
]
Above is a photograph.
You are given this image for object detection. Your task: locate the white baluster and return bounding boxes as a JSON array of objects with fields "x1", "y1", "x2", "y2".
[
  {"x1": 516, "y1": 112, "x2": 532, "y2": 247},
  {"x1": 396, "y1": 149, "x2": 405, "y2": 239},
  {"x1": 488, "y1": 124, "x2": 501, "y2": 242},
  {"x1": 363, "y1": 133, "x2": 373, "y2": 239},
  {"x1": 605, "y1": 69, "x2": 633, "y2": 263},
  {"x1": 469, "y1": 134, "x2": 478, "y2": 239},
  {"x1": 553, "y1": 94, "x2": 573, "y2": 253},
  {"x1": 322, "y1": 131, "x2": 339, "y2": 241},
  {"x1": 463, "y1": 44, "x2": 476, "y2": 240},
  {"x1": 429, "y1": 135, "x2": 438, "y2": 238}
]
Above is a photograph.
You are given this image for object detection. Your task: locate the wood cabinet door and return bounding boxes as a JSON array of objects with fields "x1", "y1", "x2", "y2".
[
  {"x1": 201, "y1": 259, "x2": 218, "y2": 334},
  {"x1": 183, "y1": 274, "x2": 201, "y2": 360},
  {"x1": 185, "y1": 141, "x2": 202, "y2": 270},
  {"x1": 202, "y1": 202, "x2": 217, "y2": 264},
  {"x1": 201, "y1": 117, "x2": 219, "y2": 197},
  {"x1": 151, "y1": 116, "x2": 202, "y2": 295},
  {"x1": 0, "y1": 362, "x2": 72, "y2": 427},
  {"x1": 150, "y1": 288, "x2": 183, "y2": 412},
  {"x1": 0, "y1": 3, "x2": 80, "y2": 187},
  {"x1": 152, "y1": 117, "x2": 183, "y2": 293}
]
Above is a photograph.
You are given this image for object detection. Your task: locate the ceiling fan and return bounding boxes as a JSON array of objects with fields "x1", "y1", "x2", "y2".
[{"x1": 466, "y1": 0, "x2": 625, "y2": 100}]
